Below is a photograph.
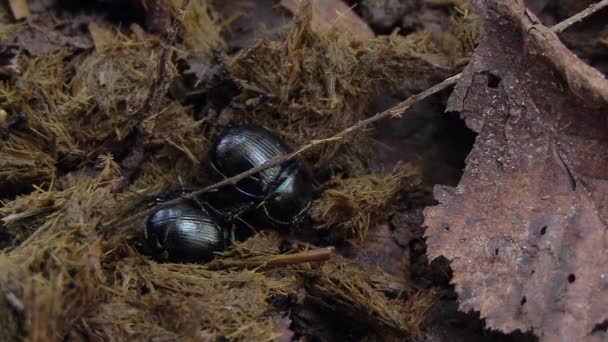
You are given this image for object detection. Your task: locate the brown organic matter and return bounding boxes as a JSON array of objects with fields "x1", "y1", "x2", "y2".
[
  {"x1": 281, "y1": 0, "x2": 375, "y2": 40},
  {"x1": 424, "y1": 0, "x2": 608, "y2": 340},
  {"x1": 6, "y1": 0, "x2": 606, "y2": 340}
]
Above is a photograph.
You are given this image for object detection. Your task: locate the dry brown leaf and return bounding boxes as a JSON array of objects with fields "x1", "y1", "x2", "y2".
[
  {"x1": 8, "y1": 0, "x2": 31, "y2": 20},
  {"x1": 9, "y1": 12, "x2": 93, "y2": 56},
  {"x1": 424, "y1": 0, "x2": 608, "y2": 340},
  {"x1": 281, "y1": 0, "x2": 374, "y2": 40}
]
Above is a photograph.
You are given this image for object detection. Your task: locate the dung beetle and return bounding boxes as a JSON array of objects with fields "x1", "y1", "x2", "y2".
[
  {"x1": 142, "y1": 198, "x2": 235, "y2": 263},
  {"x1": 207, "y1": 124, "x2": 313, "y2": 227}
]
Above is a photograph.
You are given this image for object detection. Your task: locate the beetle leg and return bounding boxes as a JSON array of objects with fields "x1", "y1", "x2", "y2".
[
  {"x1": 199, "y1": 194, "x2": 256, "y2": 222},
  {"x1": 226, "y1": 200, "x2": 257, "y2": 220},
  {"x1": 160, "y1": 250, "x2": 169, "y2": 262}
]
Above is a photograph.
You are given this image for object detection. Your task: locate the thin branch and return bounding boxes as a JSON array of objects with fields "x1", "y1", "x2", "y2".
[
  {"x1": 551, "y1": 0, "x2": 608, "y2": 33},
  {"x1": 206, "y1": 247, "x2": 336, "y2": 270}
]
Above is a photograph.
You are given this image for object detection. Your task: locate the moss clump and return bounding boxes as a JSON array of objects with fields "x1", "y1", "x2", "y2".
[
  {"x1": 0, "y1": 51, "x2": 73, "y2": 186},
  {"x1": 0, "y1": 24, "x2": 210, "y2": 189},
  {"x1": 84, "y1": 257, "x2": 297, "y2": 341},
  {"x1": 302, "y1": 255, "x2": 437, "y2": 338},
  {"x1": 228, "y1": 8, "x2": 452, "y2": 172},
  {"x1": 168, "y1": 0, "x2": 226, "y2": 60},
  {"x1": 311, "y1": 163, "x2": 424, "y2": 241},
  {"x1": 424, "y1": 0, "x2": 483, "y2": 67}
]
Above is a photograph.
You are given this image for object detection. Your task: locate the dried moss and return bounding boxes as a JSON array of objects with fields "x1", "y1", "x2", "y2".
[
  {"x1": 68, "y1": 33, "x2": 164, "y2": 157},
  {"x1": 311, "y1": 163, "x2": 424, "y2": 241},
  {"x1": 0, "y1": 184, "x2": 109, "y2": 340},
  {"x1": 0, "y1": 164, "x2": 295, "y2": 340},
  {"x1": 1, "y1": 180, "x2": 433, "y2": 340},
  {"x1": 81, "y1": 255, "x2": 296, "y2": 341},
  {"x1": 425, "y1": 0, "x2": 483, "y2": 66},
  {"x1": 168, "y1": 0, "x2": 226, "y2": 60},
  {"x1": 0, "y1": 51, "x2": 71, "y2": 185},
  {"x1": 228, "y1": 8, "x2": 451, "y2": 170},
  {"x1": 302, "y1": 255, "x2": 437, "y2": 337}
]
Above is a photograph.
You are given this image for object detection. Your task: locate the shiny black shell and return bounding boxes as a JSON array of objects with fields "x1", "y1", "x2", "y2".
[
  {"x1": 208, "y1": 125, "x2": 313, "y2": 226},
  {"x1": 209, "y1": 125, "x2": 292, "y2": 198},
  {"x1": 144, "y1": 200, "x2": 228, "y2": 262},
  {"x1": 261, "y1": 164, "x2": 312, "y2": 225}
]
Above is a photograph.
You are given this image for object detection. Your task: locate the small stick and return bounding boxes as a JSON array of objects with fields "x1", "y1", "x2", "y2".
[
  {"x1": 207, "y1": 246, "x2": 336, "y2": 270},
  {"x1": 5, "y1": 292, "x2": 24, "y2": 312},
  {"x1": 551, "y1": 0, "x2": 608, "y2": 33}
]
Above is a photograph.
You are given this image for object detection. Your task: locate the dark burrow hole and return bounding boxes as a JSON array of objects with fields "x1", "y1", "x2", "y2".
[
  {"x1": 371, "y1": 91, "x2": 477, "y2": 187},
  {"x1": 520, "y1": 296, "x2": 527, "y2": 305},
  {"x1": 592, "y1": 320, "x2": 608, "y2": 334},
  {"x1": 54, "y1": 0, "x2": 147, "y2": 29},
  {"x1": 0, "y1": 229, "x2": 12, "y2": 250},
  {"x1": 495, "y1": 248, "x2": 499, "y2": 256},
  {"x1": 139, "y1": 284, "x2": 150, "y2": 295},
  {"x1": 540, "y1": 226, "x2": 547, "y2": 235},
  {"x1": 482, "y1": 71, "x2": 501, "y2": 88},
  {"x1": 568, "y1": 273, "x2": 576, "y2": 283}
]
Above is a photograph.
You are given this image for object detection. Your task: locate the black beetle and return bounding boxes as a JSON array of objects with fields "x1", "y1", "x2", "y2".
[
  {"x1": 207, "y1": 125, "x2": 313, "y2": 227},
  {"x1": 142, "y1": 198, "x2": 234, "y2": 262}
]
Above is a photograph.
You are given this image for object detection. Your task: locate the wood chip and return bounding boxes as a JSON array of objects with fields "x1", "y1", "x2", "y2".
[{"x1": 8, "y1": 0, "x2": 31, "y2": 20}]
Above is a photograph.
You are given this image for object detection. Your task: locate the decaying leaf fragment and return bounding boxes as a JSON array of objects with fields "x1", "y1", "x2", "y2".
[
  {"x1": 424, "y1": 0, "x2": 608, "y2": 340},
  {"x1": 281, "y1": 0, "x2": 374, "y2": 40}
]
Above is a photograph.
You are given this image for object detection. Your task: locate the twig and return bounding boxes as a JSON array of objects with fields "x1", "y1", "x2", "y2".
[
  {"x1": 207, "y1": 247, "x2": 336, "y2": 270},
  {"x1": 5, "y1": 292, "x2": 24, "y2": 312},
  {"x1": 104, "y1": 0, "x2": 602, "y2": 228},
  {"x1": 112, "y1": 0, "x2": 191, "y2": 193},
  {"x1": 551, "y1": 0, "x2": 608, "y2": 33}
]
